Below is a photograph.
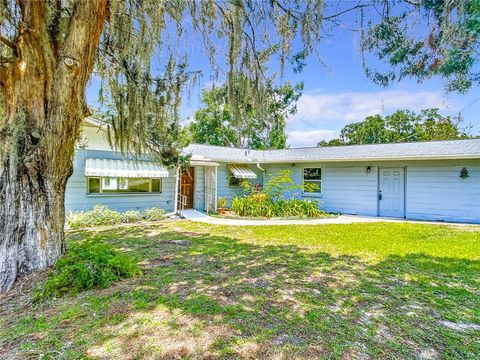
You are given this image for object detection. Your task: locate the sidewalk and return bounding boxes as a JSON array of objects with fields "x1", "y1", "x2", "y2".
[{"x1": 179, "y1": 209, "x2": 474, "y2": 227}]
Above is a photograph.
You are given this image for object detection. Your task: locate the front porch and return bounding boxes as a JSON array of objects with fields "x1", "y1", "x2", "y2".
[{"x1": 175, "y1": 162, "x2": 262, "y2": 214}]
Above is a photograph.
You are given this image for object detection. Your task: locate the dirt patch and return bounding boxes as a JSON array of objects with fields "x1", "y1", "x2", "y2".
[
  {"x1": 0, "y1": 270, "x2": 50, "y2": 316},
  {"x1": 439, "y1": 320, "x2": 480, "y2": 332},
  {"x1": 139, "y1": 255, "x2": 176, "y2": 269},
  {"x1": 158, "y1": 239, "x2": 191, "y2": 246}
]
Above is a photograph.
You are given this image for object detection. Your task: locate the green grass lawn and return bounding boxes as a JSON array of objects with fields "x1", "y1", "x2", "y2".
[{"x1": 1, "y1": 221, "x2": 480, "y2": 359}]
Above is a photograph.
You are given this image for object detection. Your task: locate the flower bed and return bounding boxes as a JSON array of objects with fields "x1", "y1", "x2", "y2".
[{"x1": 224, "y1": 170, "x2": 332, "y2": 219}]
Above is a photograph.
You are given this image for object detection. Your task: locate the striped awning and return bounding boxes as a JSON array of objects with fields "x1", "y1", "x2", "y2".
[
  {"x1": 85, "y1": 158, "x2": 169, "y2": 178},
  {"x1": 227, "y1": 164, "x2": 257, "y2": 179}
]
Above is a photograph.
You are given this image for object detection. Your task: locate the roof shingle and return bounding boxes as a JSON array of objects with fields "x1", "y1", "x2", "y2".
[{"x1": 184, "y1": 139, "x2": 480, "y2": 163}]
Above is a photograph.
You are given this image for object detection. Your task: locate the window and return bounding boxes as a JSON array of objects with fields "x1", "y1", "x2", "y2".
[
  {"x1": 229, "y1": 176, "x2": 242, "y2": 187},
  {"x1": 87, "y1": 177, "x2": 162, "y2": 194},
  {"x1": 88, "y1": 177, "x2": 101, "y2": 193},
  {"x1": 303, "y1": 168, "x2": 322, "y2": 193}
]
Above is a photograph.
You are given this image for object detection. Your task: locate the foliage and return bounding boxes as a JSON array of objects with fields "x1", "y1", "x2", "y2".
[
  {"x1": 319, "y1": 109, "x2": 472, "y2": 146},
  {"x1": 36, "y1": 240, "x2": 140, "y2": 299},
  {"x1": 231, "y1": 170, "x2": 324, "y2": 218},
  {"x1": 143, "y1": 207, "x2": 166, "y2": 222},
  {"x1": 67, "y1": 205, "x2": 123, "y2": 229},
  {"x1": 263, "y1": 169, "x2": 298, "y2": 200},
  {"x1": 122, "y1": 210, "x2": 143, "y2": 223},
  {"x1": 217, "y1": 197, "x2": 228, "y2": 209},
  {"x1": 67, "y1": 205, "x2": 165, "y2": 229},
  {"x1": 361, "y1": 0, "x2": 480, "y2": 92},
  {"x1": 90, "y1": 0, "x2": 324, "y2": 159},
  {"x1": 231, "y1": 196, "x2": 324, "y2": 218},
  {"x1": 189, "y1": 80, "x2": 302, "y2": 149}
]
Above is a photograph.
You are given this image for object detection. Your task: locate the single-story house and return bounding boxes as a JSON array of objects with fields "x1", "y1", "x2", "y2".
[{"x1": 66, "y1": 118, "x2": 480, "y2": 223}]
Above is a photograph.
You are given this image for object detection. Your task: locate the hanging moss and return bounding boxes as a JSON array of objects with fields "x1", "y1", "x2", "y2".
[{"x1": 91, "y1": 0, "x2": 325, "y2": 166}]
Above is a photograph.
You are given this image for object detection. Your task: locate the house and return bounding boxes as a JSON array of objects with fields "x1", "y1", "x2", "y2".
[{"x1": 66, "y1": 118, "x2": 480, "y2": 223}]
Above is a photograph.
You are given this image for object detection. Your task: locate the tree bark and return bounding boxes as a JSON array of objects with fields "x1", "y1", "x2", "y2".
[{"x1": 0, "y1": 0, "x2": 108, "y2": 292}]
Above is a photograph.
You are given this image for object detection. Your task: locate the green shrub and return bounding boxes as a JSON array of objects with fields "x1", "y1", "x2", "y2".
[
  {"x1": 67, "y1": 205, "x2": 166, "y2": 228},
  {"x1": 231, "y1": 196, "x2": 325, "y2": 218},
  {"x1": 231, "y1": 169, "x2": 328, "y2": 218},
  {"x1": 122, "y1": 210, "x2": 142, "y2": 223},
  {"x1": 67, "y1": 204, "x2": 123, "y2": 229},
  {"x1": 36, "y1": 240, "x2": 141, "y2": 299},
  {"x1": 143, "y1": 207, "x2": 166, "y2": 221}
]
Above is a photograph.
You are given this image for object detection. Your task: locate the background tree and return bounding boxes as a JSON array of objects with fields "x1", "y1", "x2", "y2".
[
  {"x1": 189, "y1": 80, "x2": 302, "y2": 149},
  {"x1": 318, "y1": 109, "x2": 471, "y2": 146},
  {"x1": 360, "y1": 0, "x2": 480, "y2": 92}
]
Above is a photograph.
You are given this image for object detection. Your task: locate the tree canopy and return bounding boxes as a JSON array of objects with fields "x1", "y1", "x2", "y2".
[
  {"x1": 360, "y1": 0, "x2": 480, "y2": 93},
  {"x1": 318, "y1": 109, "x2": 472, "y2": 147},
  {"x1": 189, "y1": 80, "x2": 302, "y2": 149}
]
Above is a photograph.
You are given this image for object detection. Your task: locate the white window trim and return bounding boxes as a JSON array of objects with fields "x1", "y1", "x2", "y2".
[
  {"x1": 87, "y1": 176, "x2": 162, "y2": 195},
  {"x1": 302, "y1": 167, "x2": 322, "y2": 198}
]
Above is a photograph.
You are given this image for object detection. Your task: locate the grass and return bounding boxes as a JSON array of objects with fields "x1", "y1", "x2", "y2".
[{"x1": 1, "y1": 220, "x2": 480, "y2": 359}]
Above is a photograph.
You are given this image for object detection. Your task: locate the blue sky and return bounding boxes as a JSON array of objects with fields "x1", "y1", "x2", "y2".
[{"x1": 86, "y1": 8, "x2": 480, "y2": 148}]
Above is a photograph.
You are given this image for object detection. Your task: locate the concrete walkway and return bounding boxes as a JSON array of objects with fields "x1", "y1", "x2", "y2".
[{"x1": 180, "y1": 209, "x2": 472, "y2": 227}]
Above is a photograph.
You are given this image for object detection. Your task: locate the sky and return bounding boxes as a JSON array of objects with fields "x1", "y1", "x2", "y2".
[{"x1": 86, "y1": 6, "x2": 480, "y2": 148}]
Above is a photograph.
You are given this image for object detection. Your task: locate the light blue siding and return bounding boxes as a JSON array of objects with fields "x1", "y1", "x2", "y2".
[
  {"x1": 263, "y1": 160, "x2": 480, "y2": 223},
  {"x1": 263, "y1": 163, "x2": 378, "y2": 215},
  {"x1": 65, "y1": 149, "x2": 176, "y2": 213},
  {"x1": 321, "y1": 166, "x2": 378, "y2": 216},
  {"x1": 217, "y1": 163, "x2": 264, "y2": 205},
  {"x1": 263, "y1": 164, "x2": 304, "y2": 199},
  {"x1": 406, "y1": 162, "x2": 480, "y2": 223}
]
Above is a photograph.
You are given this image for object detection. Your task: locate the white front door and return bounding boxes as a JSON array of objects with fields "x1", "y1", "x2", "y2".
[{"x1": 379, "y1": 168, "x2": 405, "y2": 218}]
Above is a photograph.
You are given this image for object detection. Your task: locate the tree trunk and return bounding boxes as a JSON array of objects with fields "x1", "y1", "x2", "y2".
[
  {"x1": 0, "y1": 0, "x2": 107, "y2": 291},
  {"x1": 0, "y1": 143, "x2": 69, "y2": 291}
]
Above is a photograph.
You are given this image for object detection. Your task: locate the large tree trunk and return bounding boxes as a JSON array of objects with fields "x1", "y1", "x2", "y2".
[
  {"x1": 0, "y1": 145, "x2": 70, "y2": 291},
  {"x1": 0, "y1": 0, "x2": 107, "y2": 291}
]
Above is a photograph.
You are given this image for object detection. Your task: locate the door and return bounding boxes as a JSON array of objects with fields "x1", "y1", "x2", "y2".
[
  {"x1": 204, "y1": 166, "x2": 217, "y2": 213},
  {"x1": 378, "y1": 167, "x2": 405, "y2": 218},
  {"x1": 180, "y1": 167, "x2": 194, "y2": 209}
]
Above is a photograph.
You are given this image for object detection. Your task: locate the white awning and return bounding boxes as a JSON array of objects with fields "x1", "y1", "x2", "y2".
[
  {"x1": 85, "y1": 158, "x2": 169, "y2": 178},
  {"x1": 227, "y1": 164, "x2": 257, "y2": 179}
]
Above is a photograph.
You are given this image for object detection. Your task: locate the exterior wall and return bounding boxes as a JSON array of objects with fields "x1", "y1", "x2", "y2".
[
  {"x1": 320, "y1": 165, "x2": 378, "y2": 216},
  {"x1": 406, "y1": 161, "x2": 480, "y2": 223},
  {"x1": 217, "y1": 163, "x2": 264, "y2": 205},
  {"x1": 65, "y1": 149, "x2": 176, "y2": 213},
  {"x1": 263, "y1": 160, "x2": 480, "y2": 223},
  {"x1": 79, "y1": 124, "x2": 112, "y2": 151},
  {"x1": 263, "y1": 163, "x2": 378, "y2": 216}
]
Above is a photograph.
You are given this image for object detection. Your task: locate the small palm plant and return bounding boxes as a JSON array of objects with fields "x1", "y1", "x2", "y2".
[{"x1": 217, "y1": 197, "x2": 228, "y2": 214}]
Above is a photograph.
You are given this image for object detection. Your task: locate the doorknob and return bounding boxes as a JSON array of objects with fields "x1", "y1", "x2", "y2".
[{"x1": 378, "y1": 190, "x2": 382, "y2": 200}]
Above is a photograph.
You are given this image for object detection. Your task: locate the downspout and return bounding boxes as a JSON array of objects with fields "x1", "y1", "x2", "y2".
[
  {"x1": 173, "y1": 166, "x2": 180, "y2": 214},
  {"x1": 256, "y1": 163, "x2": 266, "y2": 186}
]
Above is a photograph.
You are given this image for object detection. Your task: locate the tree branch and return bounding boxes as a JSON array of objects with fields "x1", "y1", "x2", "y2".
[
  {"x1": 322, "y1": 3, "x2": 372, "y2": 21},
  {"x1": 0, "y1": 36, "x2": 17, "y2": 53}
]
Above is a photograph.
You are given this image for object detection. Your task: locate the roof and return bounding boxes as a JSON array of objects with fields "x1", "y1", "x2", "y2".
[
  {"x1": 83, "y1": 116, "x2": 107, "y2": 128},
  {"x1": 183, "y1": 139, "x2": 480, "y2": 163}
]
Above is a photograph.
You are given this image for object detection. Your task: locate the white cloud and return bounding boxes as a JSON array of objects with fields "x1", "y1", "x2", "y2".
[
  {"x1": 289, "y1": 89, "x2": 453, "y2": 129},
  {"x1": 288, "y1": 129, "x2": 338, "y2": 148}
]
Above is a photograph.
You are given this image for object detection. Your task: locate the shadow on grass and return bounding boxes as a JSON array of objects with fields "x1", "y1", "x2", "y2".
[{"x1": 3, "y1": 223, "x2": 480, "y2": 359}]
